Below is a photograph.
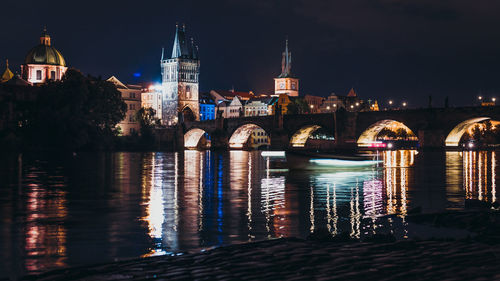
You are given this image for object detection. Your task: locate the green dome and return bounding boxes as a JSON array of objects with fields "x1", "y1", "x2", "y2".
[{"x1": 24, "y1": 44, "x2": 66, "y2": 66}]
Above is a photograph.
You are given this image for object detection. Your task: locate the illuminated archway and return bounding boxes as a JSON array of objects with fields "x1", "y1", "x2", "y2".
[
  {"x1": 289, "y1": 125, "x2": 321, "y2": 147},
  {"x1": 445, "y1": 117, "x2": 491, "y2": 147},
  {"x1": 184, "y1": 128, "x2": 208, "y2": 149},
  {"x1": 229, "y1": 124, "x2": 267, "y2": 149},
  {"x1": 357, "y1": 119, "x2": 416, "y2": 146}
]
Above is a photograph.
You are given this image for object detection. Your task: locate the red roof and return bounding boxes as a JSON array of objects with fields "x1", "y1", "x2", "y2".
[
  {"x1": 347, "y1": 88, "x2": 357, "y2": 97},
  {"x1": 214, "y1": 90, "x2": 255, "y2": 100}
]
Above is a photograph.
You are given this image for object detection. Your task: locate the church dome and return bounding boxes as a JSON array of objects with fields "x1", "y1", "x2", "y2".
[{"x1": 24, "y1": 29, "x2": 66, "y2": 66}]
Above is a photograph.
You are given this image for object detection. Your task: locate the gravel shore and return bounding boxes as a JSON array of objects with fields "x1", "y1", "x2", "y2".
[{"x1": 16, "y1": 210, "x2": 500, "y2": 281}]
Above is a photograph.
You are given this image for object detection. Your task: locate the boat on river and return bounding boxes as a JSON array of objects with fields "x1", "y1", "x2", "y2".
[{"x1": 286, "y1": 150, "x2": 381, "y2": 170}]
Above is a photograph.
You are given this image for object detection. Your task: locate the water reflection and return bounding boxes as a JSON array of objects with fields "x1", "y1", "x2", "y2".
[
  {"x1": 1, "y1": 149, "x2": 499, "y2": 278},
  {"x1": 462, "y1": 151, "x2": 498, "y2": 203}
]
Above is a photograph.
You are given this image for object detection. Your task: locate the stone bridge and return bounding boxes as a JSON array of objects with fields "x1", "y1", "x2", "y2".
[{"x1": 179, "y1": 106, "x2": 500, "y2": 150}]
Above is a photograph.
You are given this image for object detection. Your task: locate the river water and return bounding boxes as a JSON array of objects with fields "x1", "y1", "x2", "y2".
[{"x1": 0, "y1": 150, "x2": 497, "y2": 278}]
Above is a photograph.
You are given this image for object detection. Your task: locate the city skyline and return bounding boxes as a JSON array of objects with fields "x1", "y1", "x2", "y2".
[{"x1": 3, "y1": 1, "x2": 500, "y2": 106}]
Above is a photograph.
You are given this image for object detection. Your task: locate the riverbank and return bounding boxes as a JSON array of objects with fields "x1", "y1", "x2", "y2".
[{"x1": 16, "y1": 210, "x2": 500, "y2": 281}]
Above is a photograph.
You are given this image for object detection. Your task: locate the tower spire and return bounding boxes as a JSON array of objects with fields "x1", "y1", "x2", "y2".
[
  {"x1": 171, "y1": 24, "x2": 181, "y2": 58},
  {"x1": 279, "y1": 37, "x2": 292, "y2": 78},
  {"x1": 161, "y1": 47, "x2": 164, "y2": 61}
]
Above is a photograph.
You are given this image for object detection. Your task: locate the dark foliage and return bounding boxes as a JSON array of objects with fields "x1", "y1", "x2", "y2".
[{"x1": 21, "y1": 69, "x2": 127, "y2": 150}]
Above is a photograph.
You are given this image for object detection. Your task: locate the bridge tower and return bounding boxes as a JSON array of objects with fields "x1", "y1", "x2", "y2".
[
  {"x1": 161, "y1": 24, "x2": 200, "y2": 126},
  {"x1": 274, "y1": 39, "x2": 299, "y2": 97}
]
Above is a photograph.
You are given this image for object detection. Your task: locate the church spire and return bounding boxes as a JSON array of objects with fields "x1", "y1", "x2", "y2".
[
  {"x1": 171, "y1": 23, "x2": 192, "y2": 59},
  {"x1": 1, "y1": 59, "x2": 14, "y2": 83},
  {"x1": 279, "y1": 38, "x2": 292, "y2": 78}
]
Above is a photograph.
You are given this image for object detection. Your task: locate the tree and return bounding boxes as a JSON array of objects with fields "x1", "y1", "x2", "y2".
[
  {"x1": 137, "y1": 107, "x2": 161, "y2": 138},
  {"x1": 27, "y1": 69, "x2": 127, "y2": 150}
]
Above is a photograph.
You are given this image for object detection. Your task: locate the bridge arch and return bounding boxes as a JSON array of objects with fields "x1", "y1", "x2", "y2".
[
  {"x1": 229, "y1": 123, "x2": 269, "y2": 149},
  {"x1": 357, "y1": 119, "x2": 417, "y2": 146},
  {"x1": 184, "y1": 128, "x2": 210, "y2": 149},
  {"x1": 289, "y1": 125, "x2": 322, "y2": 147},
  {"x1": 445, "y1": 117, "x2": 492, "y2": 147}
]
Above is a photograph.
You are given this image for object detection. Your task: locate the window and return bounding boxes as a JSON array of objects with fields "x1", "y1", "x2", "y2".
[
  {"x1": 130, "y1": 93, "x2": 135, "y2": 98},
  {"x1": 50, "y1": 71, "x2": 56, "y2": 80},
  {"x1": 36, "y1": 70, "x2": 42, "y2": 80}
]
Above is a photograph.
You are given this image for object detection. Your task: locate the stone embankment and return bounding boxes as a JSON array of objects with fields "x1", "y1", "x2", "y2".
[{"x1": 19, "y1": 210, "x2": 500, "y2": 281}]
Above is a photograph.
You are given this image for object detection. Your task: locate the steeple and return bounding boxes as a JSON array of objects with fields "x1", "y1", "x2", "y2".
[
  {"x1": 171, "y1": 23, "x2": 192, "y2": 59},
  {"x1": 161, "y1": 47, "x2": 164, "y2": 61},
  {"x1": 40, "y1": 26, "x2": 51, "y2": 46},
  {"x1": 278, "y1": 38, "x2": 292, "y2": 78},
  {"x1": 1, "y1": 59, "x2": 14, "y2": 83}
]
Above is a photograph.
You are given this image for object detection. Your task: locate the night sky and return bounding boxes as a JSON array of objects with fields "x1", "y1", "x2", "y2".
[{"x1": 3, "y1": 0, "x2": 500, "y2": 106}]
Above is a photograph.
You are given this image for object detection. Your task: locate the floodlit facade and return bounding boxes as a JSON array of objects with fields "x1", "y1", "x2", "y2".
[
  {"x1": 21, "y1": 28, "x2": 67, "y2": 84},
  {"x1": 141, "y1": 85, "x2": 163, "y2": 120},
  {"x1": 107, "y1": 76, "x2": 141, "y2": 136},
  {"x1": 244, "y1": 99, "x2": 269, "y2": 116},
  {"x1": 249, "y1": 128, "x2": 270, "y2": 148},
  {"x1": 304, "y1": 94, "x2": 325, "y2": 114},
  {"x1": 161, "y1": 24, "x2": 200, "y2": 125},
  {"x1": 199, "y1": 92, "x2": 216, "y2": 121}
]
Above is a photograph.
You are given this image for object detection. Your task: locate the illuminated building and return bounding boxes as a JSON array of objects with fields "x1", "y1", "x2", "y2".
[
  {"x1": 249, "y1": 128, "x2": 270, "y2": 148},
  {"x1": 21, "y1": 28, "x2": 67, "y2": 84},
  {"x1": 319, "y1": 93, "x2": 343, "y2": 112},
  {"x1": 304, "y1": 95, "x2": 325, "y2": 114},
  {"x1": 199, "y1": 92, "x2": 216, "y2": 121},
  {"x1": 1, "y1": 60, "x2": 14, "y2": 83},
  {"x1": 107, "y1": 76, "x2": 141, "y2": 135},
  {"x1": 141, "y1": 85, "x2": 162, "y2": 120},
  {"x1": 274, "y1": 40, "x2": 299, "y2": 97},
  {"x1": 161, "y1": 24, "x2": 200, "y2": 125},
  {"x1": 275, "y1": 94, "x2": 292, "y2": 115},
  {"x1": 244, "y1": 97, "x2": 277, "y2": 116},
  {"x1": 216, "y1": 96, "x2": 243, "y2": 118}
]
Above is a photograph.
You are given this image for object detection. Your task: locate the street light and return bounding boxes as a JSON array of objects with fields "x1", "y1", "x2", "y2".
[
  {"x1": 327, "y1": 106, "x2": 330, "y2": 110},
  {"x1": 478, "y1": 96, "x2": 483, "y2": 100},
  {"x1": 355, "y1": 102, "x2": 359, "y2": 106},
  {"x1": 402, "y1": 102, "x2": 407, "y2": 107},
  {"x1": 493, "y1": 97, "x2": 496, "y2": 102},
  {"x1": 388, "y1": 100, "x2": 393, "y2": 105}
]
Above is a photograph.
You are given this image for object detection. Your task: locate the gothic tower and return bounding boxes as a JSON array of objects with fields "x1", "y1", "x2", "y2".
[
  {"x1": 274, "y1": 39, "x2": 299, "y2": 97},
  {"x1": 161, "y1": 24, "x2": 200, "y2": 126}
]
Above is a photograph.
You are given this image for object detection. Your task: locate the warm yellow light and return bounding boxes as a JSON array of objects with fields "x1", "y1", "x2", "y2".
[
  {"x1": 402, "y1": 102, "x2": 407, "y2": 107},
  {"x1": 355, "y1": 102, "x2": 359, "y2": 106},
  {"x1": 389, "y1": 100, "x2": 393, "y2": 105},
  {"x1": 327, "y1": 106, "x2": 330, "y2": 110}
]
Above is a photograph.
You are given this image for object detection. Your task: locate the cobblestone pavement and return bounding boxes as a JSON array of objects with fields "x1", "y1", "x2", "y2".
[{"x1": 16, "y1": 211, "x2": 500, "y2": 281}]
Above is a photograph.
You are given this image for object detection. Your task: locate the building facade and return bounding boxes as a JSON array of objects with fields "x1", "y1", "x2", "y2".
[
  {"x1": 199, "y1": 92, "x2": 215, "y2": 121},
  {"x1": 161, "y1": 24, "x2": 200, "y2": 126},
  {"x1": 21, "y1": 28, "x2": 67, "y2": 84},
  {"x1": 249, "y1": 128, "x2": 270, "y2": 149},
  {"x1": 244, "y1": 99, "x2": 269, "y2": 116},
  {"x1": 141, "y1": 84, "x2": 162, "y2": 120},
  {"x1": 107, "y1": 76, "x2": 141, "y2": 135},
  {"x1": 274, "y1": 40, "x2": 299, "y2": 97},
  {"x1": 304, "y1": 94, "x2": 325, "y2": 113}
]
